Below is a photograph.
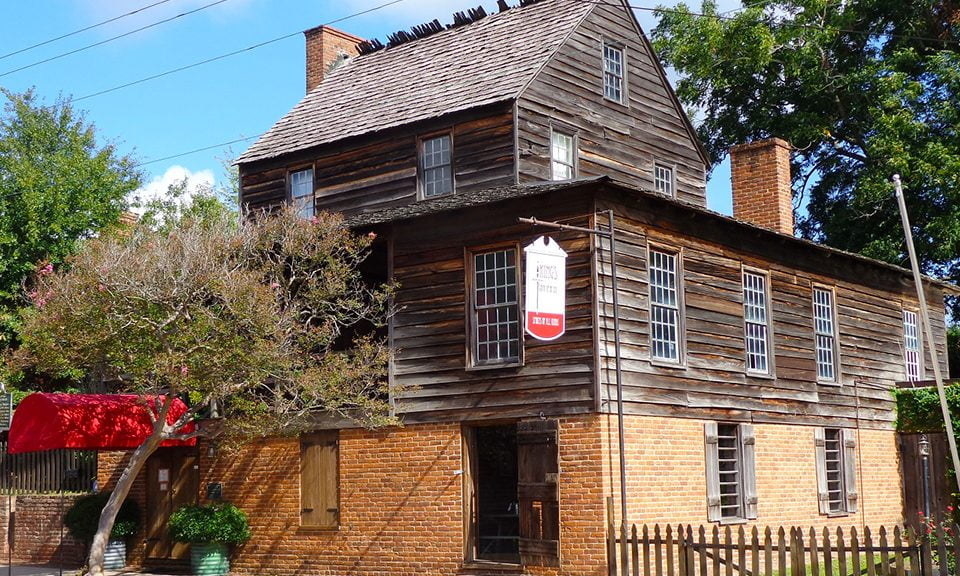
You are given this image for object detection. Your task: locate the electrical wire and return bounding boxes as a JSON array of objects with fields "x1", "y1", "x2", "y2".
[{"x1": 0, "y1": 0, "x2": 177, "y2": 61}]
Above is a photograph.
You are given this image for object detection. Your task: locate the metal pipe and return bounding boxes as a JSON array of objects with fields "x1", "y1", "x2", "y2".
[
  {"x1": 920, "y1": 434, "x2": 932, "y2": 518},
  {"x1": 893, "y1": 174, "x2": 960, "y2": 496}
]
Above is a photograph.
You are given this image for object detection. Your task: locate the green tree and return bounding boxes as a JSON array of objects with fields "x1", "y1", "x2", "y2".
[
  {"x1": 0, "y1": 88, "x2": 141, "y2": 348},
  {"x1": 652, "y1": 0, "x2": 960, "y2": 287},
  {"x1": 10, "y1": 206, "x2": 393, "y2": 576}
]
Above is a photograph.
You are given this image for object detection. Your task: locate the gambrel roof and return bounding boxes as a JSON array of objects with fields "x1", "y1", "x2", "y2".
[{"x1": 237, "y1": 0, "x2": 593, "y2": 164}]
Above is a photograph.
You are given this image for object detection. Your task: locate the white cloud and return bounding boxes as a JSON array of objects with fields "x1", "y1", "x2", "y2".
[{"x1": 129, "y1": 165, "x2": 216, "y2": 215}]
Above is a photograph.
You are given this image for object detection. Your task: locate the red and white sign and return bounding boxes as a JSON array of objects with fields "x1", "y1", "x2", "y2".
[{"x1": 524, "y1": 236, "x2": 567, "y2": 341}]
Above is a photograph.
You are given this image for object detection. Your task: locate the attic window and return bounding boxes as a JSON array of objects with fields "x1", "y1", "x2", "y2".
[
  {"x1": 550, "y1": 131, "x2": 576, "y2": 180},
  {"x1": 654, "y1": 164, "x2": 674, "y2": 197},
  {"x1": 290, "y1": 167, "x2": 315, "y2": 218},
  {"x1": 420, "y1": 134, "x2": 454, "y2": 198},
  {"x1": 603, "y1": 42, "x2": 625, "y2": 104}
]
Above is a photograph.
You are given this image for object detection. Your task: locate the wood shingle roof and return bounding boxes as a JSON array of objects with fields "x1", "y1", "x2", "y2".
[{"x1": 237, "y1": 0, "x2": 593, "y2": 164}]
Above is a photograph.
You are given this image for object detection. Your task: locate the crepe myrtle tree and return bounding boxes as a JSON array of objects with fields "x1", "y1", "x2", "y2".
[{"x1": 9, "y1": 206, "x2": 393, "y2": 576}]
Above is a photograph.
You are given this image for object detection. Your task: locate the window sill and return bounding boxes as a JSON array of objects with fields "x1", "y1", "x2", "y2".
[
  {"x1": 466, "y1": 361, "x2": 523, "y2": 372},
  {"x1": 650, "y1": 359, "x2": 686, "y2": 370},
  {"x1": 297, "y1": 525, "x2": 340, "y2": 534},
  {"x1": 716, "y1": 517, "x2": 750, "y2": 526},
  {"x1": 745, "y1": 371, "x2": 776, "y2": 380},
  {"x1": 461, "y1": 560, "x2": 523, "y2": 573},
  {"x1": 817, "y1": 379, "x2": 842, "y2": 387},
  {"x1": 418, "y1": 191, "x2": 455, "y2": 201}
]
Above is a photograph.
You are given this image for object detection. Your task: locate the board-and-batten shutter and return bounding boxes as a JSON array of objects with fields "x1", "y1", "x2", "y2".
[
  {"x1": 704, "y1": 422, "x2": 721, "y2": 522},
  {"x1": 814, "y1": 428, "x2": 830, "y2": 515},
  {"x1": 300, "y1": 431, "x2": 339, "y2": 528},
  {"x1": 517, "y1": 419, "x2": 560, "y2": 567},
  {"x1": 741, "y1": 424, "x2": 758, "y2": 520},
  {"x1": 842, "y1": 428, "x2": 859, "y2": 513}
]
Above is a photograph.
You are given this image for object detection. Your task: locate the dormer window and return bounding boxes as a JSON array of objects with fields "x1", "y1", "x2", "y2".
[
  {"x1": 603, "y1": 42, "x2": 625, "y2": 104},
  {"x1": 551, "y1": 131, "x2": 576, "y2": 180},
  {"x1": 290, "y1": 167, "x2": 315, "y2": 218},
  {"x1": 420, "y1": 133, "x2": 453, "y2": 198}
]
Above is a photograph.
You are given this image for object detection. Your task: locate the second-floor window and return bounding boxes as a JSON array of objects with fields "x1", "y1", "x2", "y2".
[
  {"x1": 648, "y1": 248, "x2": 681, "y2": 363},
  {"x1": 654, "y1": 163, "x2": 674, "y2": 197},
  {"x1": 903, "y1": 309, "x2": 921, "y2": 381},
  {"x1": 471, "y1": 248, "x2": 520, "y2": 366},
  {"x1": 290, "y1": 167, "x2": 315, "y2": 218},
  {"x1": 813, "y1": 287, "x2": 838, "y2": 383},
  {"x1": 420, "y1": 134, "x2": 453, "y2": 198},
  {"x1": 742, "y1": 270, "x2": 771, "y2": 375},
  {"x1": 603, "y1": 42, "x2": 625, "y2": 103},
  {"x1": 551, "y1": 131, "x2": 576, "y2": 180}
]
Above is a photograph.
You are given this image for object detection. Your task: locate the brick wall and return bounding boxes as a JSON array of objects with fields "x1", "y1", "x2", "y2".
[
  {"x1": 304, "y1": 26, "x2": 363, "y2": 92},
  {"x1": 602, "y1": 415, "x2": 904, "y2": 531},
  {"x1": 97, "y1": 450, "x2": 149, "y2": 567},
  {"x1": 730, "y1": 138, "x2": 794, "y2": 235},
  {"x1": 8, "y1": 494, "x2": 85, "y2": 565}
]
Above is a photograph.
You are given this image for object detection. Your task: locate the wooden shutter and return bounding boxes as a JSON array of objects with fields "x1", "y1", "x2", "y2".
[
  {"x1": 704, "y1": 422, "x2": 721, "y2": 522},
  {"x1": 517, "y1": 419, "x2": 559, "y2": 567},
  {"x1": 814, "y1": 428, "x2": 830, "y2": 515},
  {"x1": 741, "y1": 424, "x2": 758, "y2": 520},
  {"x1": 842, "y1": 428, "x2": 858, "y2": 513},
  {"x1": 300, "y1": 431, "x2": 339, "y2": 528}
]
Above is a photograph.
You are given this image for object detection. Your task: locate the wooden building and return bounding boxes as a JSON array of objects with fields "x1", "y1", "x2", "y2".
[{"x1": 99, "y1": 0, "x2": 954, "y2": 574}]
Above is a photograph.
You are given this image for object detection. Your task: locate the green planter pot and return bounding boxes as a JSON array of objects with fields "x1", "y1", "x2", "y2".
[{"x1": 190, "y1": 542, "x2": 230, "y2": 576}]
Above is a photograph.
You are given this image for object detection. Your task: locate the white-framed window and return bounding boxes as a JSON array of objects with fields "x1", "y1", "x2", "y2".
[
  {"x1": 648, "y1": 248, "x2": 682, "y2": 363},
  {"x1": 814, "y1": 427, "x2": 858, "y2": 515},
  {"x1": 420, "y1": 133, "x2": 453, "y2": 198},
  {"x1": 704, "y1": 422, "x2": 757, "y2": 522},
  {"x1": 903, "y1": 309, "x2": 922, "y2": 381},
  {"x1": 551, "y1": 131, "x2": 576, "y2": 181},
  {"x1": 742, "y1": 270, "x2": 771, "y2": 375},
  {"x1": 470, "y1": 247, "x2": 520, "y2": 366},
  {"x1": 602, "y1": 42, "x2": 625, "y2": 104},
  {"x1": 290, "y1": 167, "x2": 315, "y2": 218},
  {"x1": 654, "y1": 163, "x2": 674, "y2": 197},
  {"x1": 813, "y1": 287, "x2": 839, "y2": 383}
]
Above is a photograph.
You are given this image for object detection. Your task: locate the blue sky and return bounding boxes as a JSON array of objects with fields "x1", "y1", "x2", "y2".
[{"x1": 0, "y1": 0, "x2": 734, "y2": 213}]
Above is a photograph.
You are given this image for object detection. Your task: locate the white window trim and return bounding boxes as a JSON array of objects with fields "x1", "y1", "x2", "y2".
[
  {"x1": 742, "y1": 267, "x2": 773, "y2": 377},
  {"x1": 647, "y1": 245, "x2": 684, "y2": 366},
  {"x1": 812, "y1": 285, "x2": 840, "y2": 385},
  {"x1": 903, "y1": 308, "x2": 922, "y2": 381},
  {"x1": 418, "y1": 132, "x2": 454, "y2": 200},
  {"x1": 466, "y1": 245, "x2": 522, "y2": 370},
  {"x1": 550, "y1": 129, "x2": 577, "y2": 181},
  {"x1": 654, "y1": 162, "x2": 675, "y2": 198},
  {"x1": 289, "y1": 166, "x2": 315, "y2": 218},
  {"x1": 602, "y1": 40, "x2": 626, "y2": 105}
]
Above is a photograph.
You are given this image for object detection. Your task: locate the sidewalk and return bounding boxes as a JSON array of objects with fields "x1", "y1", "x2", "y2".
[{"x1": 0, "y1": 567, "x2": 183, "y2": 576}]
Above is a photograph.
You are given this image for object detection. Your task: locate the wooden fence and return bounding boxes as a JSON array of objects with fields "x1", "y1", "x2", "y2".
[
  {"x1": 0, "y1": 440, "x2": 97, "y2": 493},
  {"x1": 608, "y1": 522, "x2": 959, "y2": 576}
]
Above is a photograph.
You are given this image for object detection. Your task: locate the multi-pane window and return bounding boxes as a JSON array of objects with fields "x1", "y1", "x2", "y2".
[
  {"x1": 603, "y1": 43, "x2": 624, "y2": 103},
  {"x1": 300, "y1": 431, "x2": 339, "y2": 528},
  {"x1": 705, "y1": 422, "x2": 757, "y2": 522},
  {"x1": 815, "y1": 428, "x2": 858, "y2": 515},
  {"x1": 472, "y1": 249, "x2": 520, "y2": 365},
  {"x1": 648, "y1": 249, "x2": 681, "y2": 363},
  {"x1": 903, "y1": 309, "x2": 921, "y2": 381},
  {"x1": 742, "y1": 271, "x2": 770, "y2": 374},
  {"x1": 813, "y1": 288, "x2": 838, "y2": 382},
  {"x1": 420, "y1": 134, "x2": 453, "y2": 198},
  {"x1": 290, "y1": 168, "x2": 315, "y2": 218},
  {"x1": 551, "y1": 131, "x2": 576, "y2": 180},
  {"x1": 654, "y1": 164, "x2": 674, "y2": 197}
]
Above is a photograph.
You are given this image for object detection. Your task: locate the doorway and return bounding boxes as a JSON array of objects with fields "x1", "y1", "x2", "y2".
[{"x1": 145, "y1": 448, "x2": 199, "y2": 560}]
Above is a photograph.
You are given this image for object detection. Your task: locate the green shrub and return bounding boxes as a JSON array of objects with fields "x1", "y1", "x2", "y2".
[
  {"x1": 168, "y1": 502, "x2": 250, "y2": 544},
  {"x1": 64, "y1": 491, "x2": 140, "y2": 542}
]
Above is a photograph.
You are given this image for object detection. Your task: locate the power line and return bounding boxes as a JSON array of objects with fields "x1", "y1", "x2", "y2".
[
  {"x1": 134, "y1": 135, "x2": 262, "y2": 167},
  {"x1": 0, "y1": 0, "x2": 177, "y2": 61},
  {"x1": 0, "y1": 0, "x2": 233, "y2": 78}
]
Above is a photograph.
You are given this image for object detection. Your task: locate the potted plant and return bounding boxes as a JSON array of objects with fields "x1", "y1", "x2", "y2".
[
  {"x1": 168, "y1": 502, "x2": 251, "y2": 576},
  {"x1": 64, "y1": 491, "x2": 140, "y2": 570}
]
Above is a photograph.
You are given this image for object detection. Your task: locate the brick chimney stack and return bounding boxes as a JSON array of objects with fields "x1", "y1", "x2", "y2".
[
  {"x1": 729, "y1": 138, "x2": 795, "y2": 236},
  {"x1": 304, "y1": 25, "x2": 364, "y2": 93}
]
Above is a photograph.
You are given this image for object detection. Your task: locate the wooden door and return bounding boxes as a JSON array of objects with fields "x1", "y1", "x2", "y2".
[
  {"x1": 517, "y1": 419, "x2": 559, "y2": 567},
  {"x1": 145, "y1": 449, "x2": 199, "y2": 560}
]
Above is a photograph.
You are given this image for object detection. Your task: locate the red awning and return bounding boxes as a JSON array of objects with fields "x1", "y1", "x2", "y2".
[{"x1": 7, "y1": 393, "x2": 197, "y2": 453}]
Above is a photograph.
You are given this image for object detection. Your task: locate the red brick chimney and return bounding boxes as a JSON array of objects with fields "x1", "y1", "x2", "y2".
[
  {"x1": 729, "y1": 138, "x2": 794, "y2": 236},
  {"x1": 304, "y1": 25, "x2": 364, "y2": 93}
]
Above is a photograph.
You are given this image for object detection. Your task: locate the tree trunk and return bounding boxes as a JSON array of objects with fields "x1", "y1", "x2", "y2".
[{"x1": 85, "y1": 399, "x2": 176, "y2": 576}]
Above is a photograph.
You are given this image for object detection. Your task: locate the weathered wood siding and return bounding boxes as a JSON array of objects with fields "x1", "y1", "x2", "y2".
[
  {"x1": 388, "y1": 192, "x2": 598, "y2": 422},
  {"x1": 592, "y1": 192, "x2": 948, "y2": 429},
  {"x1": 516, "y1": 3, "x2": 707, "y2": 205},
  {"x1": 239, "y1": 106, "x2": 516, "y2": 217}
]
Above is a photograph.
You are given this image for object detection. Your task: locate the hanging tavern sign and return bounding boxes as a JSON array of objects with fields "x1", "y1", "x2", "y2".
[{"x1": 524, "y1": 236, "x2": 568, "y2": 341}]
